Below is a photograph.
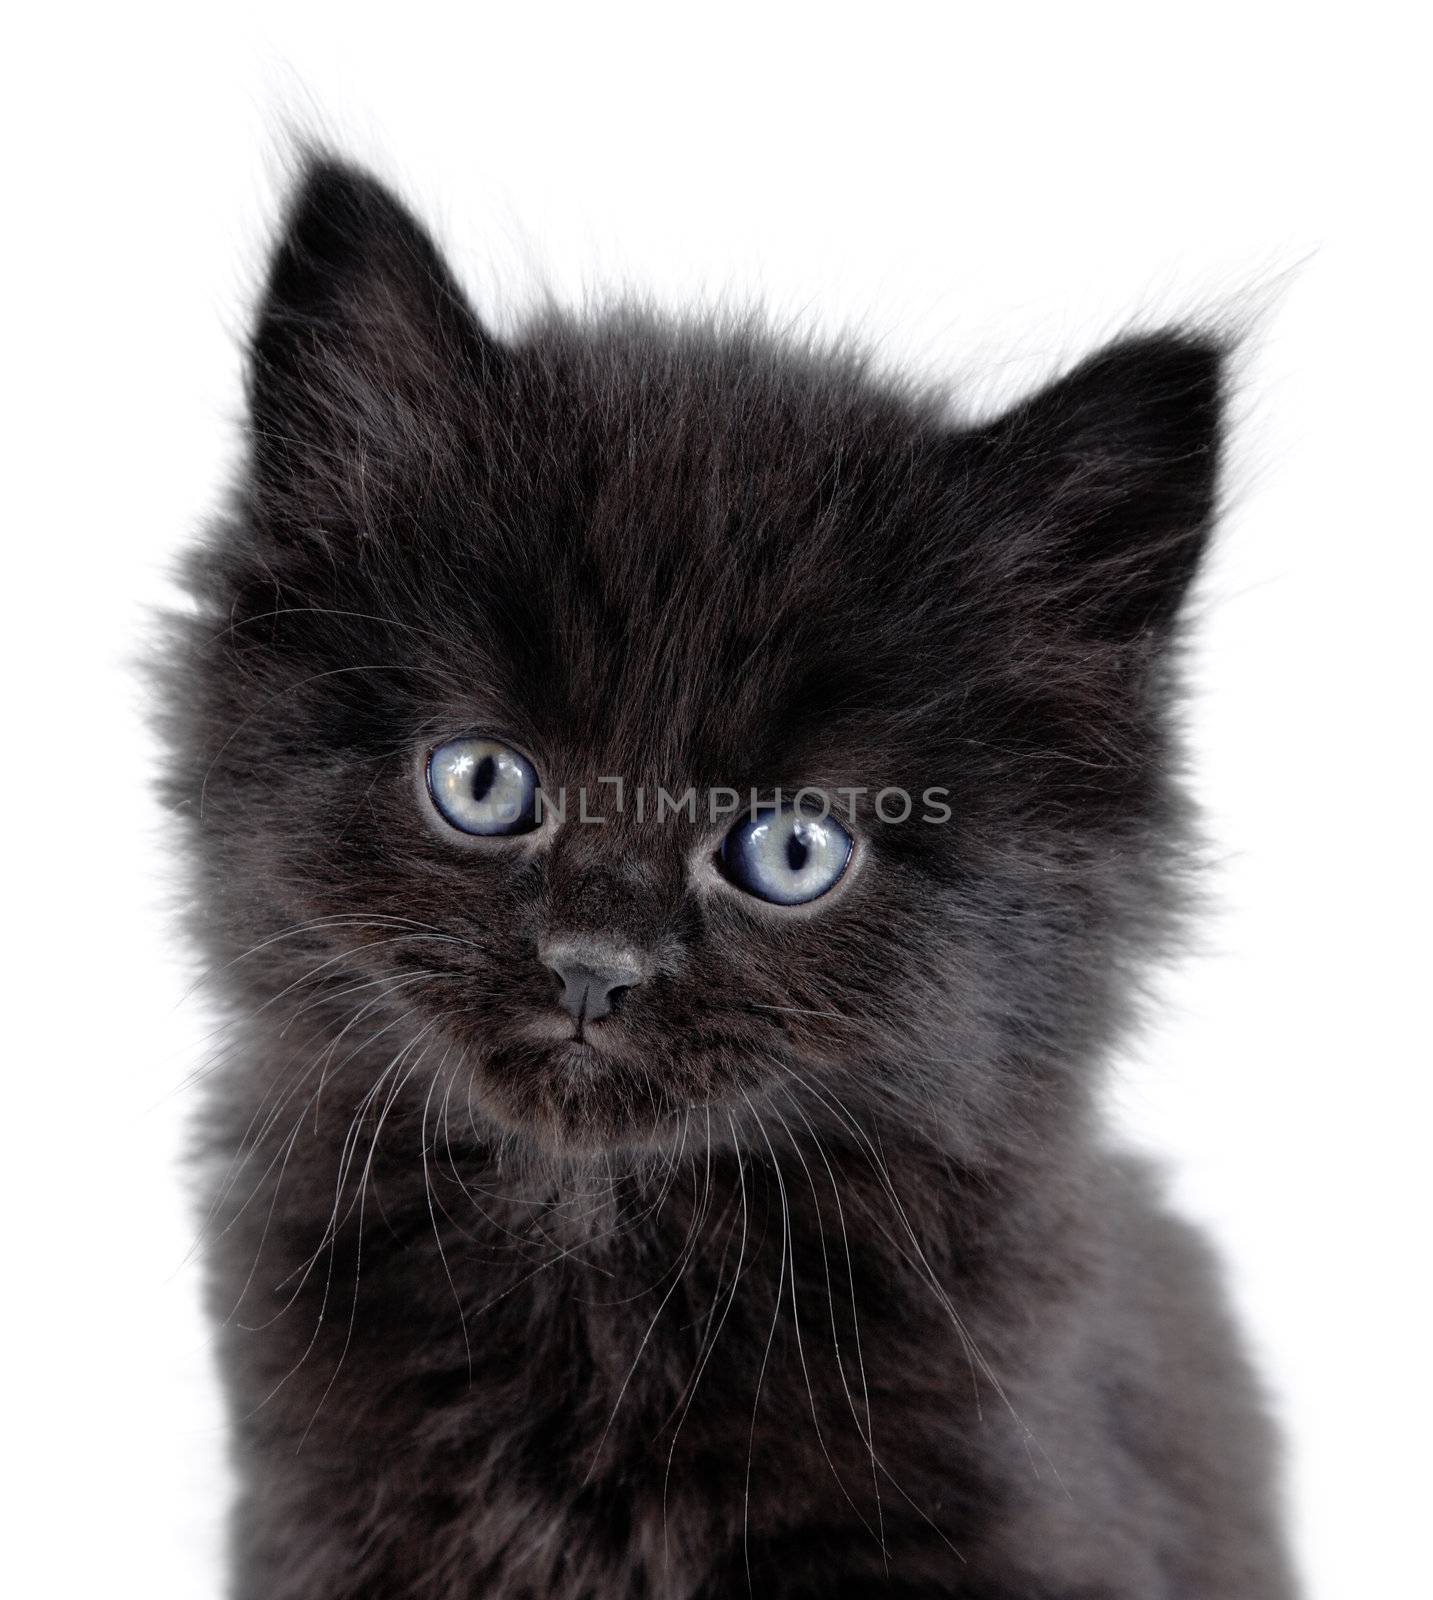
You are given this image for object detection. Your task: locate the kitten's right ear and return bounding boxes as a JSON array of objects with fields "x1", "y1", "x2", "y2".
[
  {"x1": 247, "y1": 157, "x2": 499, "y2": 534},
  {"x1": 963, "y1": 331, "x2": 1224, "y2": 648}
]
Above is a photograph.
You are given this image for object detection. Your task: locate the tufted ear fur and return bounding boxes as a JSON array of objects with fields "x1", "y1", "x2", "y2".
[
  {"x1": 247, "y1": 157, "x2": 500, "y2": 543},
  {"x1": 968, "y1": 332, "x2": 1225, "y2": 649}
]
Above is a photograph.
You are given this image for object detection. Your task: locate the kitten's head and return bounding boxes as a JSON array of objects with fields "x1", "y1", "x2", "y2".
[{"x1": 171, "y1": 161, "x2": 1222, "y2": 1159}]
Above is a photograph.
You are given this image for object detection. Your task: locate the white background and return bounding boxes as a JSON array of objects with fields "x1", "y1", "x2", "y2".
[{"x1": 3, "y1": 4, "x2": 1427, "y2": 1594}]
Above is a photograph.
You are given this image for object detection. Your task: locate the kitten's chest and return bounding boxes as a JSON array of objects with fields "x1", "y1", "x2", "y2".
[{"x1": 220, "y1": 1115, "x2": 975, "y2": 1595}]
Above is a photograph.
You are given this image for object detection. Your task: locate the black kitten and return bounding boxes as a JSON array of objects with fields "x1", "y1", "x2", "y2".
[{"x1": 162, "y1": 158, "x2": 1297, "y2": 1598}]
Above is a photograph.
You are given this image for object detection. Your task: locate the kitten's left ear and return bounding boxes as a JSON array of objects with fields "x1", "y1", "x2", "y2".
[
  {"x1": 970, "y1": 331, "x2": 1225, "y2": 644},
  {"x1": 247, "y1": 156, "x2": 499, "y2": 528}
]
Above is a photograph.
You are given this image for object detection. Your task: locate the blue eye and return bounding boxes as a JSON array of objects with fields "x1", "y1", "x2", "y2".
[
  {"x1": 720, "y1": 806, "x2": 853, "y2": 905},
  {"x1": 426, "y1": 737, "x2": 540, "y2": 836}
]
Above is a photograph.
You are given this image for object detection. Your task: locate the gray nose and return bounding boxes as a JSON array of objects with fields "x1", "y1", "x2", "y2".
[{"x1": 540, "y1": 940, "x2": 645, "y2": 1023}]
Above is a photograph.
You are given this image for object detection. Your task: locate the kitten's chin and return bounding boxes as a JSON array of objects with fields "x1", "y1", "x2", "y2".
[{"x1": 468, "y1": 1032, "x2": 685, "y2": 1155}]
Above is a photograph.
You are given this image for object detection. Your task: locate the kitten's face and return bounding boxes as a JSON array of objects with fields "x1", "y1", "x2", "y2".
[
  {"x1": 177, "y1": 163, "x2": 1221, "y2": 1157},
  {"x1": 202, "y1": 365, "x2": 979, "y2": 1154}
]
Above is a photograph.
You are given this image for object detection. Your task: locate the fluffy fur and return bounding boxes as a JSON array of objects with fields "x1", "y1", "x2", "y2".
[{"x1": 160, "y1": 158, "x2": 1297, "y2": 1597}]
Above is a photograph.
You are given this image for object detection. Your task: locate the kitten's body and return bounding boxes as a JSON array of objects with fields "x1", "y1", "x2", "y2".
[{"x1": 165, "y1": 162, "x2": 1296, "y2": 1597}]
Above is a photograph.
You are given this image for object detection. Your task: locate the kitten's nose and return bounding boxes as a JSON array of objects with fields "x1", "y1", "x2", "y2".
[{"x1": 539, "y1": 939, "x2": 646, "y2": 1023}]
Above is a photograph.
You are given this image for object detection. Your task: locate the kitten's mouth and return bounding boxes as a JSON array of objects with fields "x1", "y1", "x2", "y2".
[
  {"x1": 453, "y1": 1001, "x2": 779, "y2": 1155},
  {"x1": 518, "y1": 1010, "x2": 627, "y2": 1053},
  {"x1": 466, "y1": 1017, "x2": 674, "y2": 1153}
]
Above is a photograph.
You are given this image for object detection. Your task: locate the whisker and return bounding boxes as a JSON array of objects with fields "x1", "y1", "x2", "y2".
[
  {"x1": 747, "y1": 1002, "x2": 854, "y2": 1023},
  {"x1": 740, "y1": 1088, "x2": 875, "y2": 1543},
  {"x1": 739, "y1": 1102, "x2": 787, "y2": 1595},
  {"x1": 765, "y1": 1093, "x2": 887, "y2": 1569}
]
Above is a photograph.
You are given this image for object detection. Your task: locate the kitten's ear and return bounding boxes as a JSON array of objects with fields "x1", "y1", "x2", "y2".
[
  {"x1": 247, "y1": 158, "x2": 498, "y2": 531},
  {"x1": 970, "y1": 332, "x2": 1225, "y2": 644}
]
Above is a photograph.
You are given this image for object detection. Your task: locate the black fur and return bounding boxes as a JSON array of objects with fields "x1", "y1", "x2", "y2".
[{"x1": 160, "y1": 158, "x2": 1297, "y2": 1598}]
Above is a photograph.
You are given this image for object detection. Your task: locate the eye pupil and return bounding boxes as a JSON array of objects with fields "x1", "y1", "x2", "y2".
[
  {"x1": 471, "y1": 755, "x2": 496, "y2": 803},
  {"x1": 786, "y1": 830, "x2": 809, "y2": 872}
]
